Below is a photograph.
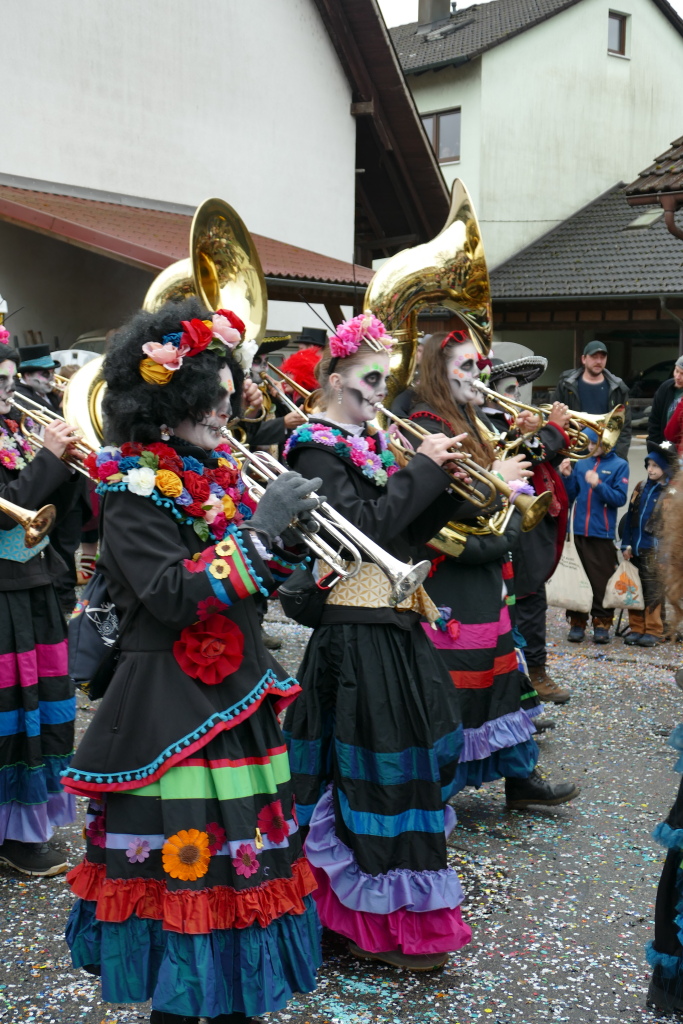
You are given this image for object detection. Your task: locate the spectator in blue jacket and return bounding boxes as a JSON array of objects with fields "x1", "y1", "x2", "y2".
[
  {"x1": 620, "y1": 444, "x2": 678, "y2": 647},
  {"x1": 559, "y1": 428, "x2": 629, "y2": 644}
]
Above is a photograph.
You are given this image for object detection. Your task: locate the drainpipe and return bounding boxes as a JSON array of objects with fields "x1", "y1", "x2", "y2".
[
  {"x1": 660, "y1": 297, "x2": 683, "y2": 357},
  {"x1": 660, "y1": 195, "x2": 683, "y2": 242}
]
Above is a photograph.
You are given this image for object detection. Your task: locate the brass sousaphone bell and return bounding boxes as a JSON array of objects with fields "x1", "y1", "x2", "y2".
[
  {"x1": 61, "y1": 199, "x2": 269, "y2": 449},
  {"x1": 365, "y1": 178, "x2": 493, "y2": 413}
]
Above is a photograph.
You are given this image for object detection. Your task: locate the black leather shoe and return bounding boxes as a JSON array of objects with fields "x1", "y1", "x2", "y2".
[
  {"x1": 623, "y1": 631, "x2": 642, "y2": 646},
  {"x1": 637, "y1": 633, "x2": 659, "y2": 647},
  {"x1": 505, "y1": 769, "x2": 581, "y2": 809},
  {"x1": 592, "y1": 626, "x2": 610, "y2": 644},
  {"x1": 567, "y1": 626, "x2": 585, "y2": 643}
]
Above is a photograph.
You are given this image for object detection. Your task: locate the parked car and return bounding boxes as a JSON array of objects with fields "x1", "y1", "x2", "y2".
[{"x1": 628, "y1": 359, "x2": 676, "y2": 399}]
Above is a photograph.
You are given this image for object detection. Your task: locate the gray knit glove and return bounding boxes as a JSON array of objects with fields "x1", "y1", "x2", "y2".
[{"x1": 249, "y1": 471, "x2": 323, "y2": 547}]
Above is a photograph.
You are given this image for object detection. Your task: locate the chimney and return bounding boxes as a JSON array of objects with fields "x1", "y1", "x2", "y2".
[{"x1": 418, "y1": 0, "x2": 451, "y2": 26}]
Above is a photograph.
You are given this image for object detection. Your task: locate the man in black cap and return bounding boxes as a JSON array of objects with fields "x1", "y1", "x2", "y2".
[
  {"x1": 296, "y1": 327, "x2": 326, "y2": 350},
  {"x1": 16, "y1": 344, "x2": 61, "y2": 412},
  {"x1": 551, "y1": 340, "x2": 631, "y2": 458}
]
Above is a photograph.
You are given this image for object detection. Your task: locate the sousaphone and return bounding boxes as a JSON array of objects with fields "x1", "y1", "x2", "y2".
[
  {"x1": 365, "y1": 178, "x2": 492, "y2": 412},
  {"x1": 62, "y1": 198, "x2": 268, "y2": 448}
]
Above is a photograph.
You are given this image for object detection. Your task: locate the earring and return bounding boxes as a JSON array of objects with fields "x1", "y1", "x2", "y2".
[
  {"x1": 337, "y1": 388, "x2": 344, "y2": 402},
  {"x1": 160, "y1": 425, "x2": 172, "y2": 441}
]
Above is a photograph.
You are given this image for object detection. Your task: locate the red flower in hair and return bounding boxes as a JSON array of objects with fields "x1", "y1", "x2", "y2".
[
  {"x1": 257, "y1": 800, "x2": 290, "y2": 845},
  {"x1": 173, "y1": 613, "x2": 244, "y2": 686},
  {"x1": 215, "y1": 309, "x2": 246, "y2": 336},
  {"x1": 184, "y1": 471, "x2": 211, "y2": 504},
  {"x1": 180, "y1": 318, "x2": 214, "y2": 356}
]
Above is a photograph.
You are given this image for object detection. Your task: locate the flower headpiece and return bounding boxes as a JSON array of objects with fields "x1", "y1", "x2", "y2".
[
  {"x1": 139, "y1": 308, "x2": 254, "y2": 386},
  {"x1": 329, "y1": 313, "x2": 393, "y2": 359},
  {"x1": 0, "y1": 327, "x2": 10, "y2": 346}
]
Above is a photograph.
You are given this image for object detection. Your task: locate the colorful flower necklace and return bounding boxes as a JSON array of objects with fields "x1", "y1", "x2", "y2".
[
  {"x1": 85, "y1": 441, "x2": 254, "y2": 542},
  {"x1": 284, "y1": 421, "x2": 399, "y2": 487},
  {"x1": 0, "y1": 417, "x2": 36, "y2": 471}
]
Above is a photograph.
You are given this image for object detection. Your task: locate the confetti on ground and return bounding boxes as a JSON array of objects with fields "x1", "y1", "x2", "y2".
[{"x1": 1, "y1": 604, "x2": 680, "y2": 1022}]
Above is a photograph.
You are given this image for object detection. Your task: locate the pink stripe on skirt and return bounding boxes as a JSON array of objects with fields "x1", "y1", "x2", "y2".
[
  {"x1": 423, "y1": 604, "x2": 511, "y2": 651},
  {"x1": 0, "y1": 640, "x2": 68, "y2": 689}
]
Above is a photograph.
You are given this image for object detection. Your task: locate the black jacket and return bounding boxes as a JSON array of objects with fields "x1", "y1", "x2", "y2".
[
  {"x1": 551, "y1": 367, "x2": 631, "y2": 459},
  {"x1": 648, "y1": 378, "x2": 680, "y2": 446},
  {"x1": 0, "y1": 418, "x2": 75, "y2": 590}
]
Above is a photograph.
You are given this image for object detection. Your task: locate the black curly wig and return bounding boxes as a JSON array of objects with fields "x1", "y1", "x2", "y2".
[{"x1": 102, "y1": 298, "x2": 244, "y2": 444}]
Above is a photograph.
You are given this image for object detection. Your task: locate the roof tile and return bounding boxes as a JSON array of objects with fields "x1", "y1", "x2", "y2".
[{"x1": 625, "y1": 135, "x2": 683, "y2": 197}]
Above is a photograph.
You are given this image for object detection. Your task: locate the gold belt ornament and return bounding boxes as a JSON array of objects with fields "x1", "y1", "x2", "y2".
[{"x1": 320, "y1": 561, "x2": 439, "y2": 621}]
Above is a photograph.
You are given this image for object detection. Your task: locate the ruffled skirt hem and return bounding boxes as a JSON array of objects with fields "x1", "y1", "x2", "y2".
[{"x1": 0, "y1": 790, "x2": 75, "y2": 844}]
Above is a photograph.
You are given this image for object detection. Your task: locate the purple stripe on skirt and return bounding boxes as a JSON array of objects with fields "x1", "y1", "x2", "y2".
[
  {"x1": 305, "y1": 787, "x2": 465, "y2": 916},
  {"x1": 0, "y1": 791, "x2": 76, "y2": 844},
  {"x1": 460, "y1": 709, "x2": 536, "y2": 763}
]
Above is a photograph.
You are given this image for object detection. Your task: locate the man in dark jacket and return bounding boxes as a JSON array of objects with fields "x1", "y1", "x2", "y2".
[
  {"x1": 648, "y1": 356, "x2": 683, "y2": 445},
  {"x1": 551, "y1": 340, "x2": 631, "y2": 459}
]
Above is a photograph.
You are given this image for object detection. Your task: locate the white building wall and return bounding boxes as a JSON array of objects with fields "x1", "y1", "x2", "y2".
[
  {"x1": 1, "y1": 0, "x2": 355, "y2": 264},
  {"x1": 405, "y1": 0, "x2": 683, "y2": 267}
]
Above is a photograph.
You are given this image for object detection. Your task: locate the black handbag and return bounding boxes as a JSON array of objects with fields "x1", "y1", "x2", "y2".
[
  {"x1": 68, "y1": 571, "x2": 139, "y2": 700},
  {"x1": 278, "y1": 566, "x2": 339, "y2": 628}
]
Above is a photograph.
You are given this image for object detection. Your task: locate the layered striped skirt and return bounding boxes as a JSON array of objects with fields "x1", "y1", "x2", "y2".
[
  {"x1": 0, "y1": 584, "x2": 75, "y2": 843},
  {"x1": 284, "y1": 621, "x2": 472, "y2": 956}
]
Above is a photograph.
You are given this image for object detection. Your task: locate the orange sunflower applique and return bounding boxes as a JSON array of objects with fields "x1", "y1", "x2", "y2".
[{"x1": 162, "y1": 828, "x2": 211, "y2": 881}]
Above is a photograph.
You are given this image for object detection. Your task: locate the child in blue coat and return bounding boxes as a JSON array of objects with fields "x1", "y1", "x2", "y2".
[
  {"x1": 559, "y1": 428, "x2": 629, "y2": 644},
  {"x1": 620, "y1": 444, "x2": 678, "y2": 647}
]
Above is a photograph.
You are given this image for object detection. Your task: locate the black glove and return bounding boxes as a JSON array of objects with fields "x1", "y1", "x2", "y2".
[{"x1": 249, "y1": 471, "x2": 323, "y2": 547}]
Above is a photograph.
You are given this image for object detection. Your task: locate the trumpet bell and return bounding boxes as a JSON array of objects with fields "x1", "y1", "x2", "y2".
[
  {"x1": 388, "y1": 559, "x2": 432, "y2": 605},
  {"x1": 26, "y1": 504, "x2": 57, "y2": 546},
  {"x1": 516, "y1": 490, "x2": 553, "y2": 532},
  {"x1": 143, "y1": 198, "x2": 267, "y2": 345},
  {"x1": 576, "y1": 405, "x2": 626, "y2": 455}
]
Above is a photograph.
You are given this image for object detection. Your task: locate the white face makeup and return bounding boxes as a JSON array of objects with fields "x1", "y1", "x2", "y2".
[
  {"x1": 333, "y1": 353, "x2": 391, "y2": 425},
  {"x1": 174, "y1": 393, "x2": 231, "y2": 451},
  {"x1": 219, "y1": 365, "x2": 236, "y2": 397},
  {"x1": 445, "y1": 341, "x2": 480, "y2": 406},
  {"x1": 494, "y1": 375, "x2": 521, "y2": 402},
  {"x1": 0, "y1": 359, "x2": 17, "y2": 416},
  {"x1": 24, "y1": 368, "x2": 55, "y2": 397}
]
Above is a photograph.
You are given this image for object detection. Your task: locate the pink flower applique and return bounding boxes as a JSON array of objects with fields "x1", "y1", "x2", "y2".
[
  {"x1": 197, "y1": 596, "x2": 228, "y2": 621},
  {"x1": 126, "y1": 838, "x2": 151, "y2": 864},
  {"x1": 86, "y1": 813, "x2": 107, "y2": 848},
  {"x1": 206, "y1": 821, "x2": 227, "y2": 855},
  {"x1": 141, "y1": 341, "x2": 189, "y2": 371},
  {"x1": 232, "y1": 843, "x2": 260, "y2": 878}
]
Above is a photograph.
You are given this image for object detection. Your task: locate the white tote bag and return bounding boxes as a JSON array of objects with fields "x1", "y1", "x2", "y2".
[
  {"x1": 545, "y1": 517, "x2": 593, "y2": 613},
  {"x1": 603, "y1": 555, "x2": 645, "y2": 610}
]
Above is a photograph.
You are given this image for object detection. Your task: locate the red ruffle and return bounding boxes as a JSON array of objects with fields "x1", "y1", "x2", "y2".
[{"x1": 66, "y1": 856, "x2": 317, "y2": 934}]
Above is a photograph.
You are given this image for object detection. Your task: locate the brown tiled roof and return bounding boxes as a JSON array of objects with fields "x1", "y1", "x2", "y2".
[
  {"x1": 491, "y1": 184, "x2": 683, "y2": 298},
  {"x1": 390, "y1": 0, "x2": 683, "y2": 73},
  {"x1": 0, "y1": 185, "x2": 373, "y2": 287},
  {"x1": 625, "y1": 135, "x2": 683, "y2": 198}
]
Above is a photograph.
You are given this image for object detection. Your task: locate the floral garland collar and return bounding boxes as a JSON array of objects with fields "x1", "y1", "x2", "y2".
[
  {"x1": 284, "y1": 421, "x2": 399, "y2": 488},
  {"x1": 85, "y1": 441, "x2": 254, "y2": 541},
  {"x1": 0, "y1": 416, "x2": 35, "y2": 471}
]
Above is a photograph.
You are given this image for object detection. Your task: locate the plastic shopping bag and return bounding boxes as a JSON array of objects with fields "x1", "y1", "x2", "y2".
[{"x1": 545, "y1": 530, "x2": 593, "y2": 613}]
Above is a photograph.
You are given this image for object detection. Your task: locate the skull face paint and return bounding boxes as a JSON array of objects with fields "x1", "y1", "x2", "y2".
[
  {"x1": 445, "y1": 340, "x2": 480, "y2": 406},
  {"x1": 337, "y1": 354, "x2": 391, "y2": 425},
  {"x1": 0, "y1": 360, "x2": 17, "y2": 416},
  {"x1": 493, "y1": 375, "x2": 521, "y2": 402}
]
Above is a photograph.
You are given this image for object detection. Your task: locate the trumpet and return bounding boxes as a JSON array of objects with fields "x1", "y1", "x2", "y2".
[
  {"x1": 258, "y1": 370, "x2": 309, "y2": 419},
  {"x1": 471, "y1": 381, "x2": 626, "y2": 459},
  {"x1": 264, "y1": 362, "x2": 321, "y2": 414},
  {"x1": 220, "y1": 429, "x2": 430, "y2": 605},
  {"x1": 11, "y1": 392, "x2": 94, "y2": 477},
  {"x1": 375, "y1": 402, "x2": 551, "y2": 534},
  {"x1": 0, "y1": 496, "x2": 56, "y2": 548}
]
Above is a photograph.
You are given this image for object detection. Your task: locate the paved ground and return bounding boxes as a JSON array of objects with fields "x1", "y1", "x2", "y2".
[{"x1": 2, "y1": 603, "x2": 682, "y2": 1024}]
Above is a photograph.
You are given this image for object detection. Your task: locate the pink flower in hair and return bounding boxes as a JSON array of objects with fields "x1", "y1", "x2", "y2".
[
  {"x1": 141, "y1": 341, "x2": 188, "y2": 371},
  {"x1": 211, "y1": 314, "x2": 242, "y2": 348},
  {"x1": 329, "y1": 313, "x2": 391, "y2": 358},
  {"x1": 0, "y1": 327, "x2": 10, "y2": 345}
]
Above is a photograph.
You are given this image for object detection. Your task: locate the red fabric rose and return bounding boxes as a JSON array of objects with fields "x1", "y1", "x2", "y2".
[
  {"x1": 215, "y1": 309, "x2": 246, "y2": 336},
  {"x1": 4, "y1": 418, "x2": 18, "y2": 434},
  {"x1": 365, "y1": 436, "x2": 376, "y2": 452},
  {"x1": 120, "y1": 442, "x2": 144, "y2": 457},
  {"x1": 180, "y1": 318, "x2": 214, "y2": 356},
  {"x1": 84, "y1": 451, "x2": 98, "y2": 479},
  {"x1": 173, "y1": 613, "x2": 244, "y2": 686},
  {"x1": 211, "y1": 466, "x2": 239, "y2": 491},
  {"x1": 97, "y1": 460, "x2": 121, "y2": 480},
  {"x1": 257, "y1": 800, "x2": 290, "y2": 845},
  {"x1": 146, "y1": 443, "x2": 184, "y2": 473},
  {"x1": 185, "y1": 501, "x2": 208, "y2": 518},
  {"x1": 184, "y1": 471, "x2": 211, "y2": 504},
  {"x1": 211, "y1": 513, "x2": 227, "y2": 540}
]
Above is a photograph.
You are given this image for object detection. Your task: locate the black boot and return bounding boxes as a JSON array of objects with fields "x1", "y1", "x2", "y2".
[{"x1": 505, "y1": 769, "x2": 580, "y2": 809}]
